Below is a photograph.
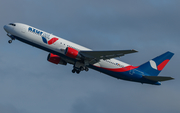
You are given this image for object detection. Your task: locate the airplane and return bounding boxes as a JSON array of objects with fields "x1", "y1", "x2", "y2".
[{"x1": 3, "y1": 23, "x2": 174, "y2": 85}]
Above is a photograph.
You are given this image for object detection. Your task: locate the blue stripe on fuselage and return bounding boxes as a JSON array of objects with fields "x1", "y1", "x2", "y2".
[{"x1": 89, "y1": 65, "x2": 161, "y2": 85}]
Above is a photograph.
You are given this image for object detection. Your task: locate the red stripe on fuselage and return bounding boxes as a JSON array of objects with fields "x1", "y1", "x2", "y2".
[
  {"x1": 95, "y1": 65, "x2": 139, "y2": 72},
  {"x1": 48, "y1": 37, "x2": 59, "y2": 45}
]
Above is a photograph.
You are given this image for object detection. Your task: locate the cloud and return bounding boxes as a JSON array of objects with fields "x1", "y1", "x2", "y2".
[
  {"x1": 0, "y1": 104, "x2": 29, "y2": 113},
  {"x1": 72, "y1": 84, "x2": 180, "y2": 113},
  {"x1": 0, "y1": 0, "x2": 179, "y2": 113}
]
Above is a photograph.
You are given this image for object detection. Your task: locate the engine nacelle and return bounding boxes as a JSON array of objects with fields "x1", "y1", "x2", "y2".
[
  {"x1": 65, "y1": 47, "x2": 81, "y2": 59},
  {"x1": 47, "y1": 53, "x2": 67, "y2": 65}
]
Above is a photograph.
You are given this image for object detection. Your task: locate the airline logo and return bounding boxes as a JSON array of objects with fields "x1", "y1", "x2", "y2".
[
  {"x1": 149, "y1": 60, "x2": 169, "y2": 71},
  {"x1": 42, "y1": 37, "x2": 59, "y2": 45},
  {"x1": 28, "y1": 27, "x2": 43, "y2": 36},
  {"x1": 28, "y1": 27, "x2": 58, "y2": 45}
]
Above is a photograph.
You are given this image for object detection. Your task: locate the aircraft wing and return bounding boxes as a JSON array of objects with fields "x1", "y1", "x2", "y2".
[{"x1": 79, "y1": 49, "x2": 138, "y2": 64}]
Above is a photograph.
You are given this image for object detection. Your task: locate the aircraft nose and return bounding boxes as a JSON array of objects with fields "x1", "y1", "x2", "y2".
[
  {"x1": 3, "y1": 25, "x2": 8, "y2": 32},
  {"x1": 3, "y1": 24, "x2": 14, "y2": 33}
]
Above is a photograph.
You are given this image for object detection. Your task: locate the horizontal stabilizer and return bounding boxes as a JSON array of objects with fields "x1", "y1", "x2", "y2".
[{"x1": 144, "y1": 76, "x2": 174, "y2": 81}]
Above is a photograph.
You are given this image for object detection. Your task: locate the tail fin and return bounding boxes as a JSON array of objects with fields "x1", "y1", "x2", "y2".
[{"x1": 138, "y1": 51, "x2": 174, "y2": 76}]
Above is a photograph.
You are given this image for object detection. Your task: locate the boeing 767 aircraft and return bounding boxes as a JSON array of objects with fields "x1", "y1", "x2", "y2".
[{"x1": 3, "y1": 23, "x2": 174, "y2": 85}]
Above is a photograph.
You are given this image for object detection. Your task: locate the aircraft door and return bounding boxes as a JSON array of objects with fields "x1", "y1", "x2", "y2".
[
  {"x1": 130, "y1": 69, "x2": 144, "y2": 76},
  {"x1": 21, "y1": 27, "x2": 26, "y2": 33}
]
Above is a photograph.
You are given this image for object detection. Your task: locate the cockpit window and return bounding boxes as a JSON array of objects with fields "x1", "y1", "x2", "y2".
[{"x1": 9, "y1": 23, "x2": 16, "y2": 26}]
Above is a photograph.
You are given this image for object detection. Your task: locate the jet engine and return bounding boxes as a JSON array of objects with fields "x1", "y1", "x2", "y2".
[
  {"x1": 65, "y1": 47, "x2": 81, "y2": 59},
  {"x1": 47, "y1": 53, "x2": 67, "y2": 65}
]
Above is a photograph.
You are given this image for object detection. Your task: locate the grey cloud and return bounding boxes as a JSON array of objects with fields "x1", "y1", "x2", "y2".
[
  {"x1": 0, "y1": 0, "x2": 179, "y2": 113},
  {"x1": 0, "y1": 104, "x2": 29, "y2": 113},
  {"x1": 72, "y1": 84, "x2": 180, "y2": 113}
]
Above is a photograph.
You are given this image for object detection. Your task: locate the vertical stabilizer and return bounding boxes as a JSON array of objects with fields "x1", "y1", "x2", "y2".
[{"x1": 138, "y1": 51, "x2": 174, "y2": 76}]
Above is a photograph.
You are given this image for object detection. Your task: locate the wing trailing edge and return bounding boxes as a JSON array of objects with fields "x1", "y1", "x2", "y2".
[
  {"x1": 80, "y1": 49, "x2": 138, "y2": 60},
  {"x1": 79, "y1": 49, "x2": 138, "y2": 64}
]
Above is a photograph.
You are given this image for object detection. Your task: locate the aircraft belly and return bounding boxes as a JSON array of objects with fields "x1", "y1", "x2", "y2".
[{"x1": 90, "y1": 64, "x2": 142, "y2": 80}]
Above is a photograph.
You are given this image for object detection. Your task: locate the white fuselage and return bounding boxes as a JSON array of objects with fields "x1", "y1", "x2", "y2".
[
  {"x1": 4, "y1": 23, "x2": 130, "y2": 69},
  {"x1": 5, "y1": 23, "x2": 172, "y2": 85}
]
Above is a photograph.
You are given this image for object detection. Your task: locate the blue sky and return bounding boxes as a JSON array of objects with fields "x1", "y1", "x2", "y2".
[{"x1": 0, "y1": 0, "x2": 179, "y2": 113}]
